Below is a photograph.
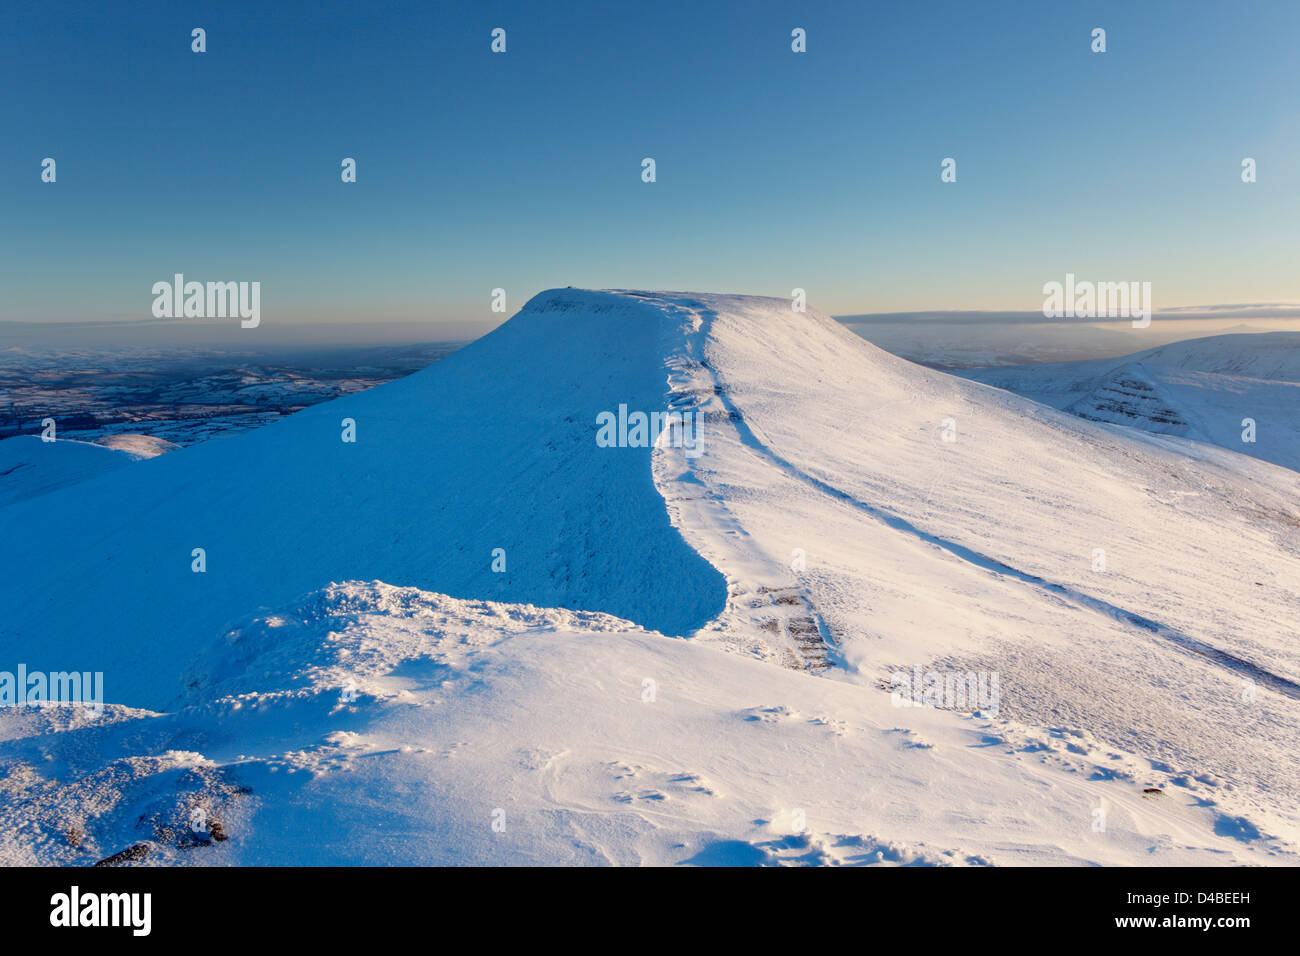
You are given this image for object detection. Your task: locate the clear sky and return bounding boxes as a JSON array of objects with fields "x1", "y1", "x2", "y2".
[{"x1": 2, "y1": 0, "x2": 1298, "y2": 336}]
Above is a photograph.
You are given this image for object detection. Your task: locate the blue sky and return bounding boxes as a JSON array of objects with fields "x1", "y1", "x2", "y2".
[{"x1": 2, "y1": 0, "x2": 1298, "y2": 334}]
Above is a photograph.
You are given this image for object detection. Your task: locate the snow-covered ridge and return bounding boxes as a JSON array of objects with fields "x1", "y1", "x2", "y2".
[
  {"x1": 0, "y1": 289, "x2": 731, "y2": 710},
  {"x1": 959, "y1": 332, "x2": 1300, "y2": 470},
  {"x1": 3, "y1": 290, "x2": 1299, "y2": 865},
  {"x1": 1128, "y1": 331, "x2": 1300, "y2": 381},
  {"x1": 0, "y1": 434, "x2": 177, "y2": 508}
]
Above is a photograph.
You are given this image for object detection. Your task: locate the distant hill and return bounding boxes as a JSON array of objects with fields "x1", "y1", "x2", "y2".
[{"x1": 959, "y1": 332, "x2": 1300, "y2": 471}]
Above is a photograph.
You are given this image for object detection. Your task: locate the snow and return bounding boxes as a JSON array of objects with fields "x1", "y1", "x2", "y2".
[
  {"x1": 959, "y1": 332, "x2": 1300, "y2": 471},
  {"x1": 0, "y1": 434, "x2": 178, "y2": 508},
  {"x1": 94, "y1": 435, "x2": 180, "y2": 459},
  {"x1": 2, "y1": 290, "x2": 1298, "y2": 866},
  {"x1": 0, "y1": 436, "x2": 137, "y2": 508}
]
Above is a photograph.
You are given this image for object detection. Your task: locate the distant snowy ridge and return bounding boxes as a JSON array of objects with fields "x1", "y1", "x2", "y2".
[
  {"x1": 0, "y1": 434, "x2": 175, "y2": 508},
  {"x1": 959, "y1": 332, "x2": 1300, "y2": 471}
]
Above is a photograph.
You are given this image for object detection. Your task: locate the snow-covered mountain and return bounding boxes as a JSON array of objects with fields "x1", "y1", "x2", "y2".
[
  {"x1": 0, "y1": 434, "x2": 177, "y2": 508},
  {"x1": 959, "y1": 332, "x2": 1300, "y2": 471},
  {"x1": 2, "y1": 291, "x2": 1298, "y2": 866}
]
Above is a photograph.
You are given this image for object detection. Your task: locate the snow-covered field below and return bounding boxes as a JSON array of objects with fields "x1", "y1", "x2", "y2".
[{"x1": 2, "y1": 291, "x2": 1297, "y2": 866}]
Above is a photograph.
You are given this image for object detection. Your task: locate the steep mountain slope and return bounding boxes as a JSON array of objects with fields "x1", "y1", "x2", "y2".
[
  {"x1": 959, "y1": 332, "x2": 1300, "y2": 471},
  {"x1": 2, "y1": 291, "x2": 1298, "y2": 866},
  {"x1": 0, "y1": 292, "x2": 727, "y2": 708}
]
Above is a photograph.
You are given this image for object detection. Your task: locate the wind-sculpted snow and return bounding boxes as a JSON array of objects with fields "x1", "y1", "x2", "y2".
[
  {"x1": 2, "y1": 289, "x2": 1299, "y2": 865},
  {"x1": 2, "y1": 581, "x2": 1290, "y2": 866}
]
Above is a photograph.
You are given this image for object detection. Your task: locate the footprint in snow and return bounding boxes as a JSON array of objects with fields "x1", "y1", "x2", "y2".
[
  {"x1": 740, "y1": 705, "x2": 797, "y2": 723},
  {"x1": 613, "y1": 790, "x2": 667, "y2": 803}
]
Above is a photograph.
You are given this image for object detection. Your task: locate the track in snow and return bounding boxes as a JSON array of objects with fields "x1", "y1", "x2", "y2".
[{"x1": 651, "y1": 295, "x2": 1300, "y2": 702}]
